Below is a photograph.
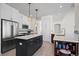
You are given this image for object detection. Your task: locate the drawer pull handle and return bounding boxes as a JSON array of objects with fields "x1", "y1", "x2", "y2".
[{"x1": 19, "y1": 42, "x2": 22, "y2": 45}]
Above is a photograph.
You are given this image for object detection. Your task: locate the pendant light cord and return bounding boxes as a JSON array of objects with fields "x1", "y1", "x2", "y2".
[{"x1": 28, "y1": 3, "x2": 31, "y2": 16}]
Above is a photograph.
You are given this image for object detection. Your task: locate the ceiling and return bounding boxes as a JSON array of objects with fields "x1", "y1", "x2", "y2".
[{"x1": 6, "y1": 3, "x2": 74, "y2": 19}]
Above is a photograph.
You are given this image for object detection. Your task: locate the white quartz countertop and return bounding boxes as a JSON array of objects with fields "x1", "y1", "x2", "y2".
[
  {"x1": 53, "y1": 33, "x2": 79, "y2": 43},
  {"x1": 15, "y1": 34, "x2": 42, "y2": 40}
]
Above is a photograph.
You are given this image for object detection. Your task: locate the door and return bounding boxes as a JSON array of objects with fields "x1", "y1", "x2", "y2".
[{"x1": 41, "y1": 16, "x2": 52, "y2": 42}]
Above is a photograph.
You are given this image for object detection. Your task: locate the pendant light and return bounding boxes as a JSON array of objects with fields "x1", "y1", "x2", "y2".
[
  {"x1": 35, "y1": 9, "x2": 38, "y2": 20},
  {"x1": 28, "y1": 3, "x2": 32, "y2": 21},
  {"x1": 35, "y1": 9, "x2": 38, "y2": 33}
]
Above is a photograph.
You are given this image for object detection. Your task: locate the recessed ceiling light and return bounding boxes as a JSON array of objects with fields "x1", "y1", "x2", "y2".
[{"x1": 59, "y1": 5, "x2": 63, "y2": 8}]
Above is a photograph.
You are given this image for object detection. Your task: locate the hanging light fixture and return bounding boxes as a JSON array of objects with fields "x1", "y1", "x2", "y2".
[
  {"x1": 35, "y1": 9, "x2": 38, "y2": 33},
  {"x1": 35, "y1": 9, "x2": 38, "y2": 20},
  {"x1": 28, "y1": 3, "x2": 32, "y2": 21}
]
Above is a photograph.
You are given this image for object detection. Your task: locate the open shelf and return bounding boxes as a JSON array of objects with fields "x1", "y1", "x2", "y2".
[{"x1": 54, "y1": 41, "x2": 78, "y2": 56}]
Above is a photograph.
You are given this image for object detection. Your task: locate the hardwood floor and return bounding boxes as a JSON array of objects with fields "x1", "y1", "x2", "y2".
[
  {"x1": 33, "y1": 41, "x2": 54, "y2": 56},
  {"x1": 0, "y1": 41, "x2": 54, "y2": 56},
  {"x1": 0, "y1": 49, "x2": 16, "y2": 56}
]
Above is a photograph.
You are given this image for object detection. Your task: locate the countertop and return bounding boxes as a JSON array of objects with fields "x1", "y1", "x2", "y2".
[
  {"x1": 53, "y1": 33, "x2": 79, "y2": 43},
  {"x1": 15, "y1": 34, "x2": 42, "y2": 40},
  {"x1": 51, "y1": 31, "x2": 65, "y2": 36}
]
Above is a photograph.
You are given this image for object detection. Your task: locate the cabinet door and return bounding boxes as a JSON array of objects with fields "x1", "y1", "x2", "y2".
[
  {"x1": 26, "y1": 42, "x2": 34, "y2": 56},
  {"x1": 16, "y1": 40, "x2": 27, "y2": 56},
  {"x1": 26, "y1": 39, "x2": 35, "y2": 56}
]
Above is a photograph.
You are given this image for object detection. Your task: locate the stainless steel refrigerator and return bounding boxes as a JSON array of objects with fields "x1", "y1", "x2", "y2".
[{"x1": 1, "y1": 19, "x2": 19, "y2": 53}]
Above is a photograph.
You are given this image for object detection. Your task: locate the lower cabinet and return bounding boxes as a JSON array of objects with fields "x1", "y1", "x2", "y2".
[
  {"x1": 1, "y1": 39, "x2": 16, "y2": 53},
  {"x1": 16, "y1": 40, "x2": 27, "y2": 56},
  {"x1": 16, "y1": 35, "x2": 43, "y2": 56}
]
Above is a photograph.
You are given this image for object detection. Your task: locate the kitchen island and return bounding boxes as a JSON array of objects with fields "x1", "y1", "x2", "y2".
[
  {"x1": 15, "y1": 34, "x2": 43, "y2": 56},
  {"x1": 53, "y1": 33, "x2": 79, "y2": 56}
]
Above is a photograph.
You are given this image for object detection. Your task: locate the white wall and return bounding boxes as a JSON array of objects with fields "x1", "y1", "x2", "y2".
[
  {"x1": 12, "y1": 10, "x2": 29, "y2": 29},
  {"x1": 41, "y1": 9, "x2": 75, "y2": 43},
  {"x1": 62, "y1": 9, "x2": 75, "y2": 35},
  {"x1": 1, "y1": 4, "x2": 13, "y2": 20},
  {"x1": 52, "y1": 9, "x2": 75, "y2": 35}
]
